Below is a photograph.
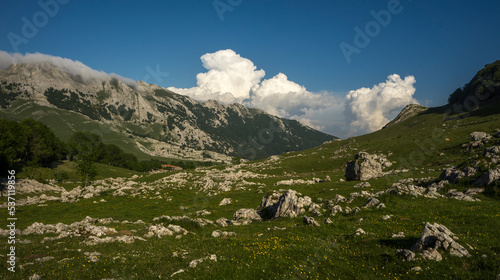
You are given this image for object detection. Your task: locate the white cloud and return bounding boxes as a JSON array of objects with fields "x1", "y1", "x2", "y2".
[
  {"x1": 168, "y1": 49, "x2": 265, "y2": 102},
  {"x1": 168, "y1": 49, "x2": 419, "y2": 139},
  {"x1": 0, "y1": 50, "x2": 136, "y2": 86},
  {"x1": 344, "y1": 74, "x2": 418, "y2": 136}
]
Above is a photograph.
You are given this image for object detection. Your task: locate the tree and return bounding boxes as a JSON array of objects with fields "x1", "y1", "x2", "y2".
[
  {"x1": 77, "y1": 156, "x2": 97, "y2": 186},
  {"x1": 0, "y1": 119, "x2": 26, "y2": 174},
  {"x1": 20, "y1": 119, "x2": 64, "y2": 166}
]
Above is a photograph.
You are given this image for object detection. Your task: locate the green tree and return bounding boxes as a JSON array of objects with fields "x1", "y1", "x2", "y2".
[
  {"x1": 20, "y1": 119, "x2": 64, "y2": 166},
  {"x1": 0, "y1": 119, "x2": 26, "y2": 174}
]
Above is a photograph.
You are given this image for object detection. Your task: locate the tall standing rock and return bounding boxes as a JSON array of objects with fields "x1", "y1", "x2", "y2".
[{"x1": 345, "y1": 152, "x2": 385, "y2": 181}]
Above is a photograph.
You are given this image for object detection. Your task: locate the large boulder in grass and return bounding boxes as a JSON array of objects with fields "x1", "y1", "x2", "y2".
[
  {"x1": 345, "y1": 152, "x2": 386, "y2": 181},
  {"x1": 473, "y1": 167, "x2": 500, "y2": 186},
  {"x1": 259, "y1": 189, "x2": 310, "y2": 219},
  {"x1": 409, "y1": 223, "x2": 470, "y2": 261}
]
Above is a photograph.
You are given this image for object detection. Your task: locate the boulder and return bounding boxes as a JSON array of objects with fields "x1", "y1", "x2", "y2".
[
  {"x1": 439, "y1": 168, "x2": 467, "y2": 184},
  {"x1": 410, "y1": 222, "x2": 469, "y2": 261},
  {"x1": 233, "y1": 209, "x2": 262, "y2": 221},
  {"x1": 215, "y1": 217, "x2": 232, "y2": 227},
  {"x1": 274, "y1": 190, "x2": 302, "y2": 218},
  {"x1": 354, "y1": 228, "x2": 366, "y2": 236},
  {"x1": 259, "y1": 189, "x2": 305, "y2": 219},
  {"x1": 396, "y1": 249, "x2": 415, "y2": 261},
  {"x1": 331, "y1": 205, "x2": 343, "y2": 216},
  {"x1": 470, "y1": 132, "x2": 492, "y2": 142},
  {"x1": 474, "y1": 167, "x2": 500, "y2": 186},
  {"x1": 364, "y1": 197, "x2": 381, "y2": 208},
  {"x1": 218, "y1": 198, "x2": 232, "y2": 206},
  {"x1": 345, "y1": 152, "x2": 385, "y2": 181},
  {"x1": 303, "y1": 216, "x2": 320, "y2": 226}
]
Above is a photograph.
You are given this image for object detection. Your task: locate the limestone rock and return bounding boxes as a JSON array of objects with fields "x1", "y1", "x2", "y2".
[
  {"x1": 303, "y1": 216, "x2": 320, "y2": 226},
  {"x1": 474, "y1": 167, "x2": 500, "y2": 186},
  {"x1": 410, "y1": 222, "x2": 470, "y2": 261},
  {"x1": 353, "y1": 182, "x2": 371, "y2": 188},
  {"x1": 330, "y1": 205, "x2": 343, "y2": 216},
  {"x1": 233, "y1": 209, "x2": 262, "y2": 221},
  {"x1": 215, "y1": 217, "x2": 232, "y2": 227},
  {"x1": 211, "y1": 230, "x2": 236, "y2": 238},
  {"x1": 396, "y1": 249, "x2": 415, "y2": 261},
  {"x1": 218, "y1": 198, "x2": 232, "y2": 206},
  {"x1": 364, "y1": 197, "x2": 381, "y2": 208},
  {"x1": 354, "y1": 228, "x2": 366, "y2": 236},
  {"x1": 470, "y1": 132, "x2": 492, "y2": 142},
  {"x1": 345, "y1": 152, "x2": 385, "y2": 181}
]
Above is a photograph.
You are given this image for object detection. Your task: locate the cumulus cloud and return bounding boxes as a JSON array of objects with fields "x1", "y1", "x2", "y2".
[
  {"x1": 344, "y1": 74, "x2": 418, "y2": 136},
  {"x1": 0, "y1": 50, "x2": 136, "y2": 86},
  {"x1": 168, "y1": 50, "x2": 337, "y2": 121},
  {"x1": 168, "y1": 49, "x2": 419, "y2": 138},
  {"x1": 168, "y1": 49, "x2": 265, "y2": 102}
]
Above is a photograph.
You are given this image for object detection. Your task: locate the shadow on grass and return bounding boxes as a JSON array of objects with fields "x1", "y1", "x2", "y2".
[{"x1": 379, "y1": 237, "x2": 419, "y2": 250}]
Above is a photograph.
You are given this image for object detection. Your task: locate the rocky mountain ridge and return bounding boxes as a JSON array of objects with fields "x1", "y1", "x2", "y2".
[{"x1": 0, "y1": 62, "x2": 336, "y2": 160}]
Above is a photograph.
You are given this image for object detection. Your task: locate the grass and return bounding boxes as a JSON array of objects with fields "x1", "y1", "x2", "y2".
[{"x1": 1, "y1": 102, "x2": 500, "y2": 279}]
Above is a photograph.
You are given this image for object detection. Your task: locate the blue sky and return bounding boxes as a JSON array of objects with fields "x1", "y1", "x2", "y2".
[{"x1": 0, "y1": 0, "x2": 499, "y2": 137}]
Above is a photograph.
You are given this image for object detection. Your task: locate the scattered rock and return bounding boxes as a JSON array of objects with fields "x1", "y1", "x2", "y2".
[
  {"x1": 411, "y1": 266, "x2": 422, "y2": 272},
  {"x1": 391, "y1": 232, "x2": 405, "y2": 238},
  {"x1": 171, "y1": 269, "x2": 185, "y2": 277},
  {"x1": 218, "y1": 198, "x2": 232, "y2": 206},
  {"x1": 215, "y1": 217, "x2": 232, "y2": 227},
  {"x1": 396, "y1": 249, "x2": 416, "y2": 261},
  {"x1": 324, "y1": 218, "x2": 333, "y2": 224},
  {"x1": 447, "y1": 189, "x2": 480, "y2": 202},
  {"x1": 470, "y1": 132, "x2": 492, "y2": 142},
  {"x1": 353, "y1": 182, "x2": 371, "y2": 188},
  {"x1": 188, "y1": 254, "x2": 217, "y2": 268},
  {"x1": 303, "y1": 216, "x2": 320, "y2": 226},
  {"x1": 354, "y1": 228, "x2": 366, "y2": 236},
  {"x1": 330, "y1": 205, "x2": 343, "y2": 216},
  {"x1": 29, "y1": 274, "x2": 42, "y2": 280},
  {"x1": 211, "y1": 230, "x2": 236, "y2": 238},
  {"x1": 364, "y1": 197, "x2": 381, "y2": 208},
  {"x1": 196, "y1": 210, "x2": 211, "y2": 216},
  {"x1": 84, "y1": 252, "x2": 101, "y2": 262},
  {"x1": 382, "y1": 215, "x2": 393, "y2": 221},
  {"x1": 144, "y1": 225, "x2": 174, "y2": 238}
]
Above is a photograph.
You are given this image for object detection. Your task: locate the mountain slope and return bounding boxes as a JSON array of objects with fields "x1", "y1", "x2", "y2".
[{"x1": 0, "y1": 62, "x2": 337, "y2": 161}]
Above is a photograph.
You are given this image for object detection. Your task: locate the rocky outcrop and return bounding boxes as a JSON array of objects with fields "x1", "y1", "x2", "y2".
[
  {"x1": 474, "y1": 167, "x2": 500, "y2": 186},
  {"x1": 409, "y1": 223, "x2": 470, "y2": 261},
  {"x1": 439, "y1": 167, "x2": 477, "y2": 184},
  {"x1": 258, "y1": 189, "x2": 312, "y2": 219},
  {"x1": 345, "y1": 152, "x2": 390, "y2": 181},
  {"x1": 463, "y1": 132, "x2": 492, "y2": 151}
]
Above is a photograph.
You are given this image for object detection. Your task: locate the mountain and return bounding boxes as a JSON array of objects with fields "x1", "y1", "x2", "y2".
[{"x1": 0, "y1": 62, "x2": 337, "y2": 161}]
